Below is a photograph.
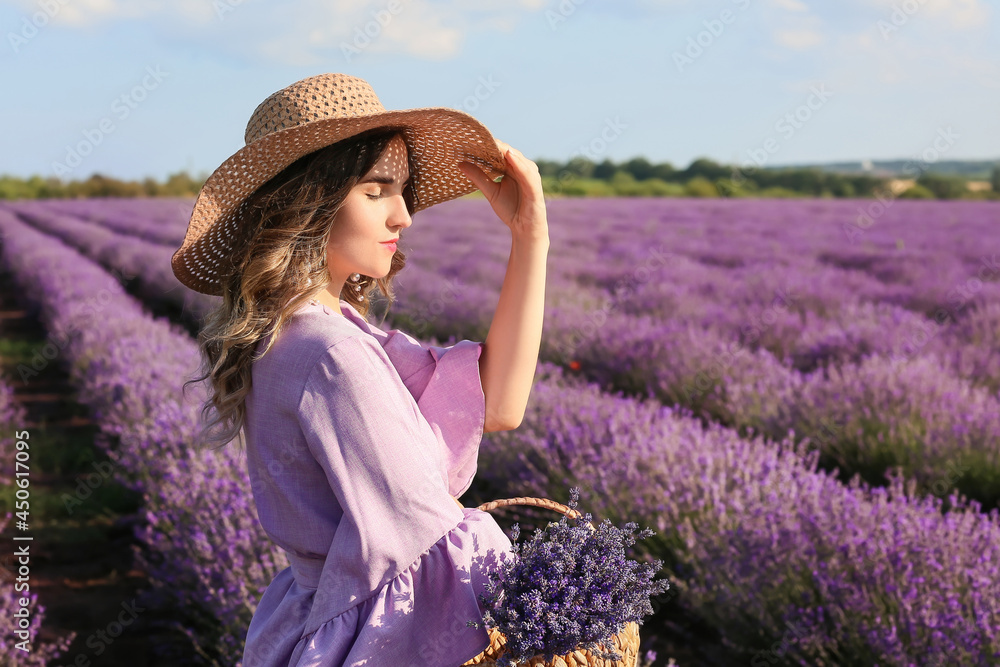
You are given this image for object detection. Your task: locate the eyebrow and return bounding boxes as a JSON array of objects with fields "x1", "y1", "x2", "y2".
[{"x1": 360, "y1": 174, "x2": 410, "y2": 185}]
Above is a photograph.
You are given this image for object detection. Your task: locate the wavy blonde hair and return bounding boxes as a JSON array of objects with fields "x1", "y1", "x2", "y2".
[{"x1": 182, "y1": 127, "x2": 420, "y2": 454}]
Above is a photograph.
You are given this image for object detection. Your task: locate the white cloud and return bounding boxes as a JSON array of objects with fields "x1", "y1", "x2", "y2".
[
  {"x1": 774, "y1": 28, "x2": 824, "y2": 49},
  {"x1": 829, "y1": 26, "x2": 1000, "y2": 90},
  {"x1": 17, "y1": 0, "x2": 218, "y2": 27},
  {"x1": 5, "y1": 0, "x2": 548, "y2": 65},
  {"x1": 770, "y1": 0, "x2": 809, "y2": 12},
  {"x1": 864, "y1": 0, "x2": 990, "y2": 30},
  {"x1": 766, "y1": 3, "x2": 825, "y2": 51},
  {"x1": 373, "y1": 8, "x2": 465, "y2": 60},
  {"x1": 262, "y1": 1, "x2": 474, "y2": 63}
]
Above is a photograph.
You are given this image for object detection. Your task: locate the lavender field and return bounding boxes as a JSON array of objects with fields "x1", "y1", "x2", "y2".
[{"x1": 1, "y1": 196, "x2": 998, "y2": 666}]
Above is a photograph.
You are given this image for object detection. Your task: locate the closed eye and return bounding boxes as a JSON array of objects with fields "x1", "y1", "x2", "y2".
[{"x1": 367, "y1": 182, "x2": 411, "y2": 201}]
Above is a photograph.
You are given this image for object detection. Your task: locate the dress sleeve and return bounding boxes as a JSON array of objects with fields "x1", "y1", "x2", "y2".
[
  {"x1": 381, "y1": 329, "x2": 487, "y2": 499},
  {"x1": 292, "y1": 335, "x2": 512, "y2": 663},
  {"x1": 296, "y1": 334, "x2": 471, "y2": 620}
]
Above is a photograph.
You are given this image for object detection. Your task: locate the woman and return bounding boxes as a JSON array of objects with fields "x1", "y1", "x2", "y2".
[{"x1": 171, "y1": 73, "x2": 548, "y2": 666}]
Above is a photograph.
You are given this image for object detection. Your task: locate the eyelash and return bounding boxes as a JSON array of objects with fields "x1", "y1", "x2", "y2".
[{"x1": 367, "y1": 184, "x2": 410, "y2": 201}]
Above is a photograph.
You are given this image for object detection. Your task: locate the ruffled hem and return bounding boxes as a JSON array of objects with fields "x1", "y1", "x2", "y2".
[{"x1": 243, "y1": 507, "x2": 513, "y2": 667}]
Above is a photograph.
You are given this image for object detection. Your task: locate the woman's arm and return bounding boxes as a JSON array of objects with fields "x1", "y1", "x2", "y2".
[
  {"x1": 479, "y1": 234, "x2": 549, "y2": 432},
  {"x1": 459, "y1": 142, "x2": 549, "y2": 433}
]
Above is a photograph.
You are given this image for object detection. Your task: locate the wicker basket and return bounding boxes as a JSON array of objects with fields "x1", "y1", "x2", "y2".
[{"x1": 460, "y1": 496, "x2": 640, "y2": 667}]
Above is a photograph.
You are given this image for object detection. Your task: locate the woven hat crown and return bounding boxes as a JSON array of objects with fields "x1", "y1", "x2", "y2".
[{"x1": 244, "y1": 73, "x2": 386, "y2": 146}]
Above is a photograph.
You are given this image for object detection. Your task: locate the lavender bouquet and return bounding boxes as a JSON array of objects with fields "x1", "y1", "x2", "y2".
[{"x1": 468, "y1": 487, "x2": 671, "y2": 667}]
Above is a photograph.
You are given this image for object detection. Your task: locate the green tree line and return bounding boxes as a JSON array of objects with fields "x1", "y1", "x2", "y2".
[
  {"x1": 0, "y1": 172, "x2": 206, "y2": 199},
  {"x1": 2, "y1": 161, "x2": 998, "y2": 200},
  {"x1": 535, "y1": 157, "x2": 1000, "y2": 200}
]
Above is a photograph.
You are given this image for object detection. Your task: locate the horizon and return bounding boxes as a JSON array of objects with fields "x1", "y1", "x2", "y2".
[{"x1": 6, "y1": 156, "x2": 996, "y2": 186}]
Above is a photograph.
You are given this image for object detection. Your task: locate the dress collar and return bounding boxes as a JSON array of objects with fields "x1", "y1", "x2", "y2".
[
  {"x1": 260, "y1": 299, "x2": 368, "y2": 353},
  {"x1": 304, "y1": 298, "x2": 372, "y2": 333}
]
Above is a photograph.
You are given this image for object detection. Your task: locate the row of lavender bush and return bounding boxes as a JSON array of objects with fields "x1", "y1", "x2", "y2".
[
  {"x1": 0, "y1": 210, "x2": 277, "y2": 665},
  {"x1": 378, "y1": 199, "x2": 1000, "y2": 508},
  {"x1": 17, "y1": 196, "x2": 1000, "y2": 390},
  {"x1": 5, "y1": 200, "x2": 1000, "y2": 663},
  {"x1": 12, "y1": 197, "x2": 998, "y2": 398},
  {"x1": 473, "y1": 362, "x2": 1000, "y2": 665},
  {"x1": 0, "y1": 372, "x2": 76, "y2": 664},
  {"x1": 9, "y1": 198, "x2": 996, "y2": 507},
  {"x1": 1, "y1": 200, "x2": 218, "y2": 322},
  {"x1": 42, "y1": 196, "x2": 192, "y2": 247}
]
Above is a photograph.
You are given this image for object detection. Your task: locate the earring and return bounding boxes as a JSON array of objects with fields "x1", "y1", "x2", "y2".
[{"x1": 349, "y1": 272, "x2": 365, "y2": 301}]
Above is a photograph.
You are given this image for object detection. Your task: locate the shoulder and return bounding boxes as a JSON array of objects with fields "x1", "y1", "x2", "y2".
[
  {"x1": 296, "y1": 333, "x2": 408, "y2": 422},
  {"x1": 260, "y1": 310, "x2": 359, "y2": 364},
  {"x1": 301, "y1": 331, "x2": 395, "y2": 388},
  {"x1": 251, "y1": 310, "x2": 372, "y2": 406}
]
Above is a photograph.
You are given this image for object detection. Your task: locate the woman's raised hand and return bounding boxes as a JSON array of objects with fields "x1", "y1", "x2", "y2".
[{"x1": 457, "y1": 139, "x2": 548, "y2": 242}]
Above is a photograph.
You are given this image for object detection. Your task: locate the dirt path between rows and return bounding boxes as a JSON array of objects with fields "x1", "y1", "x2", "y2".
[{"x1": 0, "y1": 267, "x2": 199, "y2": 666}]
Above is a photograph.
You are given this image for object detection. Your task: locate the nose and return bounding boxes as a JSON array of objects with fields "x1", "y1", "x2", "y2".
[{"x1": 390, "y1": 192, "x2": 412, "y2": 230}]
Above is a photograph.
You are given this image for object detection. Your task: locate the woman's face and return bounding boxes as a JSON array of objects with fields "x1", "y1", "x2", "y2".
[{"x1": 325, "y1": 134, "x2": 412, "y2": 286}]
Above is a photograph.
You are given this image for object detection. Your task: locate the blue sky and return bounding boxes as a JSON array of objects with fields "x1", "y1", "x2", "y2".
[{"x1": 1, "y1": 0, "x2": 997, "y2": 182}]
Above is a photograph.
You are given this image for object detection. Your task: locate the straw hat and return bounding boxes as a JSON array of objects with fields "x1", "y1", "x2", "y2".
[{"x1": 171, "y1": 72, "x2": 507, "y2": 296}]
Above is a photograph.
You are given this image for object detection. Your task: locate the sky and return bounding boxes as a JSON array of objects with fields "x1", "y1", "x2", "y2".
[{"x1": 1, "y1": 0, "x2": 997, "y2": 182}]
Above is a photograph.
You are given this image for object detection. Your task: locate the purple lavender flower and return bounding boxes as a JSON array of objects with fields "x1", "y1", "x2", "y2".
[{"x1": 469, "y1": 487, "x2": 671, "y2": 666}]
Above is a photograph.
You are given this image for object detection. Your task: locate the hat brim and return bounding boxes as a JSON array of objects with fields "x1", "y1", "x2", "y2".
[{"x1": 171, "y1": 106, "x2": 506, "y2": 296}]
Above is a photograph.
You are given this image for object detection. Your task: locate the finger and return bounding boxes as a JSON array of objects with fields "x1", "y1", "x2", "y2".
[
  {"x1": 456, "y1": 161, "x2": 485, "y2": 188},
  {"x1": 458, "y1": 161, "x2": 498, "y2": 197},
  {"x1": 501, "y1": 150, "x2": 542, "y2": 199},
  {"x1": 477, "y1": 152, "x2": 511, "y2": 186},
  {"x1": 507, "y1": 147, "x2": 535, "y2": 169},
  {"x1": 505, "y1": 148, "x2": 538, "y2": 176},
  {"x1": 503, "y1": 145, "x2": 525, "y2": 162},
  {"x1": 495, "y1": 151, "x2": 526, "y2": 191},
  {"x1": 502, "y1": 147, "x2": 525, "y2": 176}
]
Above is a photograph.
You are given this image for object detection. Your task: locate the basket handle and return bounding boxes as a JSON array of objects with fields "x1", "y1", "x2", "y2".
[{"x1": 475, "y1": 496, "x2": 596, "y2": 532}]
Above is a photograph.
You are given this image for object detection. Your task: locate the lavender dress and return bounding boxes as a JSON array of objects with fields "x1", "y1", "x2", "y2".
[{"x1": 241, "y1": 298, "x2": 513, "y2": 666}]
